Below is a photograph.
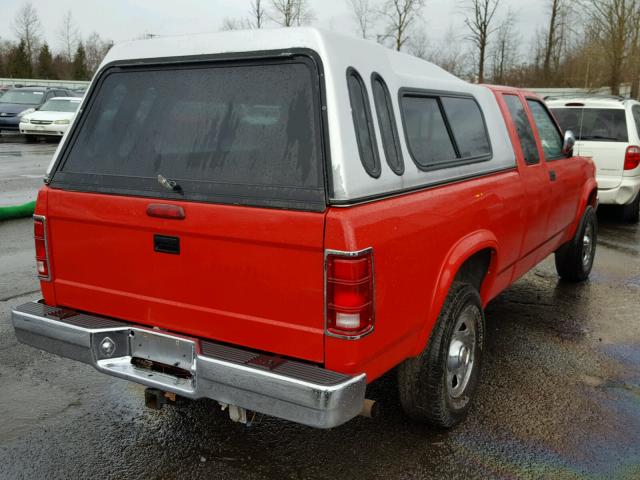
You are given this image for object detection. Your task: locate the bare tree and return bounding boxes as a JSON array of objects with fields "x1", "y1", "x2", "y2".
[
  {"x1": 269, "y1": 0, "x2": 315, "y2": 27},
  {"x1": 542, "y1": 0, "x2": 564, "y2": 80},
  {"x1": 221, "y1": 17, "x2": 254, "y2": 31},
  {"x1": 629, "y1": 9, "x2": 640, "y2": 98},
  {"x1": 84, "y1": 32, "x2": 113, "y2": 75},
  {"x1": 491, "y1": 10, "x2": 519, "y2": 84},
  {"x1": 222, "y1": 0, "x2": 266, "y2": 31},
  {"x1": 378, "y1": 0, "x2": 426, "y2": 51},
  {"x1": 12, "y1": 2, "x2": 42, "y2": 65},
  {"x1": 581, "y1": 0, "x2": 640, "y2": 95},
  {"x1": 58, "y1": 10, "x2": 79, "y2": 62},
  {"x1": 346, "y1": 0, "x2": 378, "y2": 39},
  {"x1": 407, "y1": 28, "x2": 429, "y2": 58},
  {"x1": 427, "y1": 26, "x2": 472, "y2": 78},
  {"x1": 462, "y1": 0, "x2": 500, "y2": 83},
  {"x1": 250, "y1": 0, "x2": 266, "y2": 28}
]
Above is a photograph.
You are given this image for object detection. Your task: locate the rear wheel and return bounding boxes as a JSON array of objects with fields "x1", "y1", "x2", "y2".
[
  {"x1": 555, "y1": 206, "x2": 597, "y2": 282},
  {"x1": 620, "y1": 192, "x2": 640, "y2": 223},
  {"x1": 398, "y1": 282, "x2": 484, "y2": 428}
]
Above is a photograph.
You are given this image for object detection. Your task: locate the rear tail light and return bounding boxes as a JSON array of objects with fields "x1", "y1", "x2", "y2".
[
  {"x1": 326, "y1": 248, "x2": 374, "y2": 338},
  {"x1": 625, "y1": 146, "x2": 640, "y2": 170},
  {"x1": 34, "y1": 216, "x2": 50, "y2": 280}
]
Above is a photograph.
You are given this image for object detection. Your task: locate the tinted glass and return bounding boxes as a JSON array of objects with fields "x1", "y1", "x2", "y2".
[
  {"x1": 57, "y1": 60, "x2": 325, "y2": 210},
  {"x1": 40, "y1": 99, "x2": 80, "y2": 112},
  {"x1": 633, "y1": 105, "x2": 640, "y2": 138},
  {"x1": 551, "y1": 108, "x2": 628, "y2": 142},
  {"x1": 527, "y1": 100, "x2": 563, "y2": 158},
  {"x1": 503, "y1": 94, "x2": 539, "y2": 165},
  {"x1": 402, "y1": 96, "x2": 456, "y2": 167},
  {"x1": 441, "y1": 97, "x2": 491, "y2": 158},
  {"x1": 347, "y1": 69, "x2": 380, "y2": 177},
  {"x1": 0, "y1": 89, "x2": 45, "y2": 105},
  {"x1": 372, "y1": 74, "x2": 403, "y2": 175}
]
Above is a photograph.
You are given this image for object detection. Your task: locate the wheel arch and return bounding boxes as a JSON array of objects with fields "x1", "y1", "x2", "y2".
[
  {"x1": 409, "y1": 230, "x2": 499, "y2": 357},
  {"x1": 574, "y1": 179, "x2": 598, "y2": 231}
]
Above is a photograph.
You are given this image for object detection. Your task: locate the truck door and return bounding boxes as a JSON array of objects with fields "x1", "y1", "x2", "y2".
[
  {"x1": 526, "y1": 98, "x2": 582, "y2": 243},
  {"x1": 500, "y1": 93, "x2": 552, "y2": 278}
]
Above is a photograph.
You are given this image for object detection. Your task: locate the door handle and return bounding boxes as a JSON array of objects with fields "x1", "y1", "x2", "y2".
[{"x1": 549, "y1": 170, "x2": 557, "y2": 181}]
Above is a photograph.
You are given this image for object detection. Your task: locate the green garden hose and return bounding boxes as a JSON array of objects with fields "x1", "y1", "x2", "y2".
[{"x1": 0, "y1": 201, "x2": 36, "y2": 221}]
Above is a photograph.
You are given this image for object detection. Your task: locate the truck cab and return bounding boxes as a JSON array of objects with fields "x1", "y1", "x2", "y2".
[{"x1": 12, "y1": 28, "x2": 597, "y2": 429}]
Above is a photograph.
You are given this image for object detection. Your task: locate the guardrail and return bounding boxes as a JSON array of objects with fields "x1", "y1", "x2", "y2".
[
  {"x1": 528, "y1": 85, "x2": 633, "y2": 98},
  {"x1": 0, "y1": 78, "x2": 90, "y2": 89}
]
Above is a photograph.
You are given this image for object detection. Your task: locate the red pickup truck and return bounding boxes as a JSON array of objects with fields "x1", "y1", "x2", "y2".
[{"x1": 12, "y1": 28, "x2": 597, "y2": 429}]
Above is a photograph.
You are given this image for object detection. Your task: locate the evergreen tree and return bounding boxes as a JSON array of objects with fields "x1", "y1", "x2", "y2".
[
  {"x1": 37, "y1": 42, "x2": 55, "y2": 79},
  {"x1": 72, "y1": 42, "x2": 88, "y2": 80},
  {"x1": 51, "y1": 53, "x2": 69, "y2": 80},
  {"x1": 7, "y1": 39, "x2": 32, "y2": 78}
]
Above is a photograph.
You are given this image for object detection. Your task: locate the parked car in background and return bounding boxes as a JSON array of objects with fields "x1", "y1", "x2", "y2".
[
  {"x1": 547, "y1": 96, "x2": 640, "y2": 222},
  {"x1": 0, "y1": 86, "x2": 76, "y2": 132},
  {"x1": 12, "y1": 28, "x2": 597, "y2": 430},
  {"x1": 19, "y1": 97, "x2": 81, "y2": 140}
]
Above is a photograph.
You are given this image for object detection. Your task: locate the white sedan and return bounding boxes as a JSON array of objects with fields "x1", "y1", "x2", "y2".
[{"x1": 19, "y1": 97, "x2": 81, "y2": 138}]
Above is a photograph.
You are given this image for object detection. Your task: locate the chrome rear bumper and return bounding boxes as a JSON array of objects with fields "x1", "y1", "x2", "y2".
[{"x1": 12, "y1": 302, "x2": 366, "y2": 428}]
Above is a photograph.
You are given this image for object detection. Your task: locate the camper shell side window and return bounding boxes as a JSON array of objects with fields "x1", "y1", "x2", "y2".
[
  {"x1": 399, "y1": 89, "x2": 493, "y2": 172},
  {"x1": 346, "y1": 67, "x2": 381, "y2": 179},
  {"x1": 371, "y1": 72, "x2": 404, "y2": 175}
]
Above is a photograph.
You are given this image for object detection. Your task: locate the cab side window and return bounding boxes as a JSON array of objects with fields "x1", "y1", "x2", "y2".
[
  {"x1": 503, "y1": 94, "x2": 539, "y2": 165},
  {"x1": 527, "y1": 99, "x2": 564, "y2": 159}
]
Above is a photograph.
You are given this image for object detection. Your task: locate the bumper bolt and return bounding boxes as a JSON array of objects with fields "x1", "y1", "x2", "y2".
[{"x1": 100, "y1": 337, "x2": 116, "y2": 357}]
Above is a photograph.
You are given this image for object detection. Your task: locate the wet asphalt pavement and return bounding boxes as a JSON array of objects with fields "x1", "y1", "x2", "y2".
[
  {"x1": 0, "y1": 133, "x2": 56, "y2": 207},
  {"x1": 0, "y1": 136, "x2": 639, "y2": 479}
]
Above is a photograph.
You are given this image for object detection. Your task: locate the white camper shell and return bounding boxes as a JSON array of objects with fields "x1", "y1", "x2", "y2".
[{"x1": 47, "y1": 27, "x2": 516, "y2": 206}]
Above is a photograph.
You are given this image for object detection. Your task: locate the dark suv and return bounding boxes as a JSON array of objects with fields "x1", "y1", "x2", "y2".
[{"x1": 0, "y1": 86, "x2": 75, "y2": 132}]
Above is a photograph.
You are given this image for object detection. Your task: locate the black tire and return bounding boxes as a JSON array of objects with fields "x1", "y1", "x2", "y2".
[
  {"x1": 398, "y1": 282, "x2": 484, "y2": 428},
  {"x1": 621, "y1": 192, "x2": 640, "y2": 223},
  {"x1": 554, "y1": 206, "x2": 597, "y2": 282}
]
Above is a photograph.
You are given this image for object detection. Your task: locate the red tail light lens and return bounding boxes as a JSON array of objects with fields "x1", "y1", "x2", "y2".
[
  {"x1": 33, "y1": 216, "x2": 50, "y2": 280},
  {"x1": 326, "y1": 249, "x2": 374, "y2": 338},
  {"x1": 625, "y1": 146, "x2": 640, "y2": 170}
]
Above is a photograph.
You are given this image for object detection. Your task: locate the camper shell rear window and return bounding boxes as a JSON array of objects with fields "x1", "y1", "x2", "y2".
[{"x1": 49, "y1": 53, "x2": 327, "y2": 212}]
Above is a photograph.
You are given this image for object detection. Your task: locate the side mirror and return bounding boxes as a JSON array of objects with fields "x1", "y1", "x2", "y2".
[{"x1": 562, "y1": 130, "x2": 576, "y2": 156}]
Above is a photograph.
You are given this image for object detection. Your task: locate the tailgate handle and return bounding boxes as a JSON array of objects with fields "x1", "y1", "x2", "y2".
[{"x1": 154, "y1": 235, "x2": 180, "y2": 255}]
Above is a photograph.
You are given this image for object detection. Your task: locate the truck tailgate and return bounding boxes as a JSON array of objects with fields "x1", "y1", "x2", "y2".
[{"x1": 45, "y1": 188, "x2": 326, "y2": 362}]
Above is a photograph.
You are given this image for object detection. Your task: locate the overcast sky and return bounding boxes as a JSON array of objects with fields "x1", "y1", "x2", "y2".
[{"x1": 0, "y1": 0, "x2": 545, "y2": 52}]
